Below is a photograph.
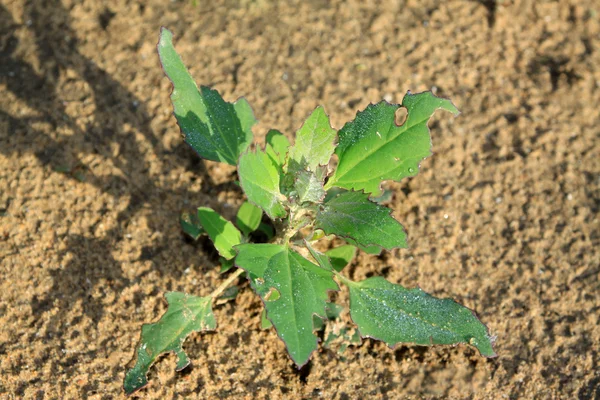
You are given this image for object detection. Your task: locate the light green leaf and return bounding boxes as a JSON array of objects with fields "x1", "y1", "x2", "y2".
[
  {"x1": 326, "y1": 245, "x2": 357, "y2": 272},
  {"x1": 197, "y1": 207, "x2": 241, "y2": 260},
  {"x1": 315, "y1": 191, "x2": 407, "y2": 250},
  {"x1": 287, "y1": 106, "x2": 337, "y2": 174},
  {"x1": 158, "y1": 28, "x2": 255, "y2": 165},
  {"x1": 295, "y1": 170, "x2": 326, "y2": 203},
  {"x1": 124, "y1": 292, "x2": 216, "y2": 394},
  {"x1": 260, "y1": 309, "x2": 273, "y2": 329},
  {"x1": 346, "y1": 277, "x2": 496, "y2": 357},
  {"x1": 235, "y1": 243, "x2": 339, "y2": 366},
  {"x1": 179, "y1": 211, "x2": 204, "y2": 240},
  {"x1": 236, "y1": 201, "x2": 263, "y2": 236},
  {"x1": 238, "y1": 149, "x2": 287, "y2": 219},
  {"x1": 325, "y1": 92, "x2": 458, "y2": 195},
  {"x1": 265, "y1": 129, "x2": 290, "y2": 166}
]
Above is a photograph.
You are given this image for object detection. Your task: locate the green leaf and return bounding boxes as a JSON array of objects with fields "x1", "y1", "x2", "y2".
[
  {"x1": 179, "y1": 211, "x2": 204, "y2": 240},
  {"x1": 235, "y1": 244, "x2": 339, "y2": 366},
  {"x1": 260, "y1": 309, "x2": 273, "y2": 329},
  {"x1": 346, "y1": 277, "x2": 496, "y2": 357},
  {"x1": 124, "y1": 292, "x2": 216, "y2": 394},
  {"x1": 312, "y1": 302, "x2": 344, "y2": 330},
  {"x1": 315, "y1": 191, "x2": 407, "y2": 250},
  {"x1": 197, "y1": 207, "x2": 241, "y2": 260},
  {"x1": 295, "y1": 170, "x2": 326, "y2": 203},
  {"x1": 158, "y1": 28, "x2": 255, "y2": 165},
  {"x1": 257, "y1": 222, "x2": 275, "y2": 240},
  {"x1": 304, "y1": 240, "x2": 333, "y2": 271},
  {"x1": 265, "y1": 129, "x2": 290, "y2": 166},
  {"x1": 236, "y1": 201, "x2": 263, "y2": 236},
  {"x1": 313, "y1": 315, "x2": 325, "y2": 331},
  {"x1": 325, "y1": 302, "x2": 344, "y2": 320},
  {"x1": 286, "y1": 106, "x2": 337, "y2": 174},
  {"x1": 344, "y1": 237, "x2": 383, "y2": 255},
  {"x1": 326, "y1": 245, "x2": 357, "y2": 272},
  {"x1": 324, "y1": 187, "x2": 347, "y2": 203},
  {"x1": 219, "y1": 258, "x2": 235, "y2": 274},
  {"x1": 371, "y1": 189, "x2": 394, "y2": 204},
  {"x1": 238, "y1": 149, "x2": 287, "y2": 219},
  {"x1": 216, "y1": 285, "x2": 239, "y2": 304},
  {"x1": 325, "y1": 92, "x2": 458, "y2": 195}
]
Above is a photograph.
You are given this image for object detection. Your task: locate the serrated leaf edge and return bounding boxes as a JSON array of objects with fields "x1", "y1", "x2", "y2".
[
  {"x1": 157, "y1": 27, "x2": 254, "y2": 165},
  {"x1": 287, "y1": 105, "x2": 338, "y2": 174},
  {"x1": 316, "y1": 189, "x2": 408, "y2": 251},
  {"x1": 124, "y1": 292, "x2": 217, "y2": 395},
  {"x1": 326, "y1": 91, "x2": 459, "y2": 195}
]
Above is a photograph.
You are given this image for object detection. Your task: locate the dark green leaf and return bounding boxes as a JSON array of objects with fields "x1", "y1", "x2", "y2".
[
  {"x1": 313, "y1": 315, "x2": 325, "y2": 331},
  {"x1": 304, "y1": 240, "x2": 333, "y2": 271},
  {"x1": 180, "y1": 211, "x2": 204, "y2": 240},
  {"x1": 238, "y1": 149, "x2": 287, "y2": 219},
  {"x1": 257, "y1": 222, "x2": 275, "y2": 240},
  {"x1": 216, "y1": 285, "x2": 239, "y2": 304},
  {"x1": 197, "y1": 207, "x2": 241, "y2": 260},
  {"x1": 124, "y1": 292, "x2": 216, "y2": 394},
  {"x1": 371, "y1": 189, "x2": 394, "y2": 204},
  {"x1": 158, "y1": 28, "x2": 255, "y2": 165},
  {"x1": 324, "y1": 187, "x2": 347, "y2": 203},
  {"x1": 326, "y1": 245, "x2": 357, "y2": 272},
  {"x1": 325, "y1": 302, "x2": 344, "y2": 320},
  {"x1": 315, "y1": 191, "x2": 407, "y2": 250},
  {"x1": 287, "y1": 106, "x2": 337, "y2": 174},
  {"x1": 219, "y1": 258, "x2": 235, "y2": 274},
  {"x1": 346, "y1": 277, "x2": 496, "y2": 357},
  {"x1": 236, "y1": 201, "x2": 263, "y2": 236},
  {"x1": 343, "y1": 237, "x2": 383, "y2": 255},
  {"x1": 235, "y1": 243, "x2": 339, "y2": 366},
  {"x1": 325, "y1": 92, "x2": 458, "y2": 195}
]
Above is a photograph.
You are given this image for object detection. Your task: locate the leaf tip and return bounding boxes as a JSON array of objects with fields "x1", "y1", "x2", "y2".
[{"x1": 157, "y1": 28, "x2": 175, "y2": 60}]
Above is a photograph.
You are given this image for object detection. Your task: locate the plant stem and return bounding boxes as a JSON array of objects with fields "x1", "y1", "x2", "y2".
[
  {"x1": 209, "y1": 268, "x2": 245, "y2": 299},
  {"x1": 333, "y1": 270, "x2": 355, "y2": 287}
]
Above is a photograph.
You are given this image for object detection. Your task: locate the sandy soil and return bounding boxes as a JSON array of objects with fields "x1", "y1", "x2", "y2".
[{"x1": 1, "y1": 0, "x2": 599, "y2": 398}]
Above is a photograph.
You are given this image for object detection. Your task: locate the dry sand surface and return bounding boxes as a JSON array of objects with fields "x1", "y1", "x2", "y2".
[{"x1": 1, "y1": 0, "x2": 599, "y2": 398}]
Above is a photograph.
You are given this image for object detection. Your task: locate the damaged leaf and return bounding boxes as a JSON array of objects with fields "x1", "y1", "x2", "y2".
[{"x1": 124, "y1": 292, "x2": 216, "y2": 394}]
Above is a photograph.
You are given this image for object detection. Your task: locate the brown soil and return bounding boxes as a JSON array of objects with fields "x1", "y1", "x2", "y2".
[{"x1": 1, "y1": 0, "x2": 599, "y2": 399}]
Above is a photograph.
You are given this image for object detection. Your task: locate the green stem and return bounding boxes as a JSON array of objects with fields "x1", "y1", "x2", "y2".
[
  {"x1": 210, "y1": 268, "x2": 245, "y2": 299},
  {"x1": 333, "y1": 269, "x2": 356, "y2": 287}
]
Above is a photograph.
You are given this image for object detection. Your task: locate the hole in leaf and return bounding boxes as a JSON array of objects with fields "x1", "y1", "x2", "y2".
[
  {"x1": 264, "y1": 287, "x2": 280, "y2": 302},
  {"x1": 394, "y1": 106, "x2": 408, "y2": 127}
]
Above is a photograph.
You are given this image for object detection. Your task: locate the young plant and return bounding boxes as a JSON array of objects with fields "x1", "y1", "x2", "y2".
[{"x1": 123, "y1": 28, "x2": 496, "y2": 394}]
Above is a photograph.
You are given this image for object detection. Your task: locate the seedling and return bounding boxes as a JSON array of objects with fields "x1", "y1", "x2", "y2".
[{"x1": 123, "y1": 28, "x2": 496, "y2": 394}]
